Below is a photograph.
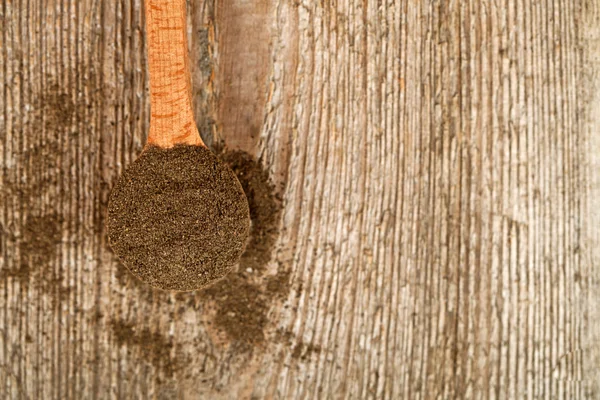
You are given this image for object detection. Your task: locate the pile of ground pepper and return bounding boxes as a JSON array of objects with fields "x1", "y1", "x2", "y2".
[{"x1": 107, "y1": 145, "x2": 250, "y2": 291}]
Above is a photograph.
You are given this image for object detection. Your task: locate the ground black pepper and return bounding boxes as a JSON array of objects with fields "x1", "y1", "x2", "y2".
[{"x1": 107, "y1": 145, "x2": 250, "y2": 291}]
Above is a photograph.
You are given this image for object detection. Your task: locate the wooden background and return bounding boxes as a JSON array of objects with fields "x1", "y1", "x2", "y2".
[{"x1": 2, "y1": 0, "x2": 600, "y2": 398}]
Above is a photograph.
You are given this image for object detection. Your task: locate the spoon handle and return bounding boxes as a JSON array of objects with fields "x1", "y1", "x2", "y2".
[{"x1": 145, "y1": 0, "x2": 204, "y2": 148}]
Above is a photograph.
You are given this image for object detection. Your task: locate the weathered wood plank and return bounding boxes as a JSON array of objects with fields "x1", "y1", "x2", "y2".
[{"x1": 0, "y1": 0, "x2": 599, "y2": 399}]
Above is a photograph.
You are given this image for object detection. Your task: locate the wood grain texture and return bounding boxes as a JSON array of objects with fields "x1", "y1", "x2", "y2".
[
  {"x1": 215, "y1": 0, "x2": 273, "y2": 154},
  {"x1": 1, "y1": 0, "x2": 599, "y2": 399}
]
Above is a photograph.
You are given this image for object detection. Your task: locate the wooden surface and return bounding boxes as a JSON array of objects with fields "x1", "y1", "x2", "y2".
[
  {"x1": 1, "y1": 0, "x2": 600, "y2": 399},
  {"x1": 145, "y1": 0, "x2": 203, "y2": 148}
]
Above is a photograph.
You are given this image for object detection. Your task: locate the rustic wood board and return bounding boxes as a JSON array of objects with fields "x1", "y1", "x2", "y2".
[{"x1": 1, "y1": 0, "x2": 599, "y2": 398}]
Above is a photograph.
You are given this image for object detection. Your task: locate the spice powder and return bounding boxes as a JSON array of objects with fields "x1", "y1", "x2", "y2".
[{"x1": 107, "y1": 145, "x2": 250, "y2": 291}]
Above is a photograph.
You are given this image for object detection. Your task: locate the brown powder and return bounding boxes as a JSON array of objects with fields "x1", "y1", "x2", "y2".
[
  {"x1": 195, "y1": 150, "x2": 288, "y2": 346},
  {"x1": 218, "y1": 150, "x2": 283, "y2": 274},
  {"x1": 1, "y1": 214, "x2": 62, "y2": 285},
  {"x1": 201, "y1": 272, "x2": 268, "y2": 346},
  {"x1": 107, "y1": 145, "x2": 250, "y2": 291},
  {"x1": 37, "y1": 81, "x2": 76, "y2": 131},
  {"x1": 111, "y1": 318, "x2": 178, "y2": 378}
]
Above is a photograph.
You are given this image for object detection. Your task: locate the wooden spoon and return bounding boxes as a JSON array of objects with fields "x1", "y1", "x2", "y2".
[
  {"x1": 106, "y1": 0, "x2": 250, "y2": 292},
  {"x1": 145, "y1": 0, "x2": 203, "y2": 148}
]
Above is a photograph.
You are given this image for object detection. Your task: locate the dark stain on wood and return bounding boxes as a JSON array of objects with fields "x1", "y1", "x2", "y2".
[
  {"x1": 291, "y1": 342, "x2": 322, "y2": 361},
  {"x1": 196, "y1": 28, "x2": 214, "y2": 77}
]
